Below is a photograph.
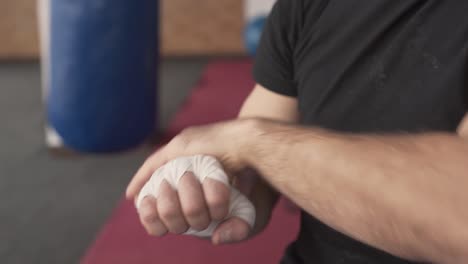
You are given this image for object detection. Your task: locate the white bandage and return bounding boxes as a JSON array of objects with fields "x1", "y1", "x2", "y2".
[{"x1": 136, "y1": 155, "x2": 256, "y2": 237}]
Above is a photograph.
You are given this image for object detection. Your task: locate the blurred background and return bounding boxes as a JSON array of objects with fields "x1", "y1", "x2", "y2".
[{"x1": 0, "y1": 1, "x2": 298, "y2": 263}]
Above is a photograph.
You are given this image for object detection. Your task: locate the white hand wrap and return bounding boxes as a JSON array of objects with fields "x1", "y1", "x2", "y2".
[{"x1": 136, "y1": 155, "x2": 256, "y2": 237}]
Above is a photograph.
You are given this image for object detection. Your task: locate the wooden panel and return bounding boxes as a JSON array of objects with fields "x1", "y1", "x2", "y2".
[
  {"x1": 0, "y1": 0, "x2": 245, "y2": 59},
  {"x1": 161, "y1": 0, "x2": 245, "y2": 55},
  {"x1": 0, "y1": 0, "x2": 39, "y2": 59}
]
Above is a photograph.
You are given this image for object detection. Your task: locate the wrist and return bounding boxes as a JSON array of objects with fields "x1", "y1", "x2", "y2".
[
  {"x1": 235, "y1": 118, "x2": 272, "y2": 167},
  {"x1": 236, "y1": 118, "x2": 329, "y2": 170}
]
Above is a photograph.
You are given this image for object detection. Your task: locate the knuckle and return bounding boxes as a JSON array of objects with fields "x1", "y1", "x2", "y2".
[
  {"x1": 207, "y1": 196, "x2": 228, "y2": 211},
  {"x1": 196, "y1": 219, "x2": 210, "y2": 230},
  {"x1": 170, "y1": 135, "x2": 189, "y2": 152},
  {"x1": 159, "y1": 207, "x2": 179, "y2": 221},
  {"x1": 185, "y1": 205, "x2": 207, "y2": 220},
  {"x1": 145, "y1": 227, "x2": 155, "y2": 235},
  {"x1": 147, "y1": 227, "x2": 167, "y2": 237},
  {"x1": 142, "y1": 211, "x2": 158, "y2": 223},
  {"x1": 207, "y1": 195, "x2": 229, "y2": 207},
  {"x1": 170, "y1": 224, "x2": 188, "y2": 234}
]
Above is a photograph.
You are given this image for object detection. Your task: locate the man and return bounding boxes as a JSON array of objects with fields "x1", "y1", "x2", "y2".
[{"x1": 126, "y1": 1, "x2": 468, "y2": 263}]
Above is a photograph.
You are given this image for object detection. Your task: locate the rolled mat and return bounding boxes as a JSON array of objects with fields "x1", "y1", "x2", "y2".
[{"x1": 81, "y1": 60, "x2": 300, "y2": 264}]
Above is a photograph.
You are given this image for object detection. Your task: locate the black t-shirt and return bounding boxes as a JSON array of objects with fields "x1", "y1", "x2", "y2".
[{"x1": 253, "y1": 0, "x2": 468, "y2": 263}]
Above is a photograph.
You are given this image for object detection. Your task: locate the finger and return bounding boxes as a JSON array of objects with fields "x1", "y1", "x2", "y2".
[
  {"x1": 138, "y1": 196, "x2": 168, "y2": 236},
  {"x1": 126, "y1": 148, "x2": 169, "y2": 199},
  {"x1": 212, "y1": 217, "x2": 251, "y2": 245},
  {"x1": 178, "y1": 172, "x2": 211, "y2": 230},
  {"x1": 202, "y1": 178, "x2": 230, "y2": 221},
  {"x1": 157, "y1": 180, "x2": 189, "y2": 234}
]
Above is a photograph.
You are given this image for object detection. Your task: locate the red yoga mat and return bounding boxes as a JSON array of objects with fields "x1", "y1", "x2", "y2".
[{"x1": 81, "y1": 60, "x2": 300, "y2": 264}]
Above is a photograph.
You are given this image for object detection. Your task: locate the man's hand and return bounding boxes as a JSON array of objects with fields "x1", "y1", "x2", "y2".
[
  {"x1": 126, "y1": 119, "x2": 253, "y2": 199},
  {"x1": 126, "y1": 119, "x2": 273, "y2": 244},
  {"x1": 126, "y1": 84, "x2": 298, "y2": 245}
]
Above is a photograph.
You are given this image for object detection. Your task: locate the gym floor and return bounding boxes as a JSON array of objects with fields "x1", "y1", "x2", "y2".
[{"x1": 0, "y1": 58, "x2": 211, "y2": 264}]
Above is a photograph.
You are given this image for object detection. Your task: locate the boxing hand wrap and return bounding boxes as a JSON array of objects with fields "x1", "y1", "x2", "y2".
[{"x1": 136, "y1": 155, "x2": 256, "y2": 237}]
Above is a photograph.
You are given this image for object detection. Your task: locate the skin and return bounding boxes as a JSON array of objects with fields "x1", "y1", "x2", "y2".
[
  {"x1": 127, "y1": 85, "x2": 468, "y2": 264},
  {"x1": 130, "y1": 85, "x2": 299, "y2": 244}
]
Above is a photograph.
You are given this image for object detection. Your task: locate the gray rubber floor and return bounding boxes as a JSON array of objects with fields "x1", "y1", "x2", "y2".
[{"x1": 0, "y1": 58, "x2": 208, "y2": 264}]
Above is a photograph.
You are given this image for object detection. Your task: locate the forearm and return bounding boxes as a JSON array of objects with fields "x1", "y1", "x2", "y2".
[
  {"x1": 237, "y1": 85, "x2": 299, "y2": 208},
  {"x1": 242, "y1": 119, "x2": 468, "y2": 263}
]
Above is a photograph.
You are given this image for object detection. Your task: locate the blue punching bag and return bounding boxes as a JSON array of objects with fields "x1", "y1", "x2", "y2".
[
  {"x1": 244, "y1": 16, "x2": 267, "y2": 56},
  {"x1": 47, "y1": 0, "x2": 159, "y2": 152}
]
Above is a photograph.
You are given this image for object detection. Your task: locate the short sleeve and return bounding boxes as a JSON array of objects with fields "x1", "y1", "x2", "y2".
[{"x1": 253, "y1": 0, "x2": 302, "y2": 97}]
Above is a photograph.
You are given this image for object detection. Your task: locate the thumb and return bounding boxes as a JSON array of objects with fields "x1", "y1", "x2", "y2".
[{"x1": 212, "y1": 217, "x2": 251, "y2": 245}]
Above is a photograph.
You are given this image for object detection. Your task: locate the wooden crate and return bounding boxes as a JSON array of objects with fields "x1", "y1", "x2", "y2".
[{"x1": 0, "y1": 0, "x2": 245, "y2": 59}]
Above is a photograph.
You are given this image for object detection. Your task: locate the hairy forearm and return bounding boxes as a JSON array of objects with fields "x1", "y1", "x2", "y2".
[
  {"x1": 241, "y1": 119, "x2": 468, "y2": 263},
  {"x1": 236, "y1": 85, "x2": 299, "y2": 211}
]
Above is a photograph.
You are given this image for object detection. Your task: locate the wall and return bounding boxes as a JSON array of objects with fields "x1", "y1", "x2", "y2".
[
  {"x1": 161, "y1": 0, "x2": 244, "y2": 56},
  {"x1": 0, "y1": 0, "x2": 246, "y2": 59},
  {"x1": 0, "y1": 0, "x2": 39, "y2": 59}
]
